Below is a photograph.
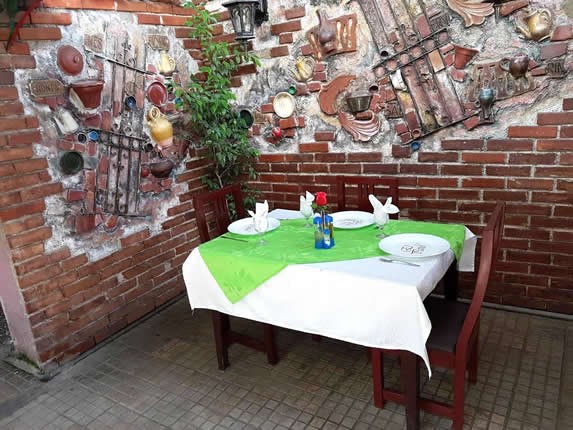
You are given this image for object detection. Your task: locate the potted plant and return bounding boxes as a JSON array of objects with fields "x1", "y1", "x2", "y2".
[{"x1": 173, "y1": 1, "x2": 261, "y2": 209}]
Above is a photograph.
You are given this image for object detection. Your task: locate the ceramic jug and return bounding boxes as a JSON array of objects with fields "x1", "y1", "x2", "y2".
[
  {"x1": 499, "y1": 54, "x2": 529, "y2": 80},
  {"x1": 317, "y1": 9, "x2": 336, "y2": 53},
  {"x1": 158, "y1": 51, "x2": 176, "y2": 76},
  {"x1": 516, "y1": 8, "x2": 552, "y2": 41},
  {"x1": 147, "y1": 107, "x2": 173, "y2": 148}
]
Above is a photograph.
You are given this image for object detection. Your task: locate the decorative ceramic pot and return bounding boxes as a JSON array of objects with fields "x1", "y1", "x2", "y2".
[
  {"x1": 346, "y1": 92, "x2": 373, "y2": 113},
  {"x1": 147, "y1": 106, "x2": 173, "y2": 148},
  {"x1": 453, "y1": 44, "x2": 479, "y2": 69},
  {"x1": 158, "y1": 50, "x2": 176, "y2": 76},
  {"x1": 477, "y1": 87, "x2": 495, "y2": 120},
  {"x1": 499, "y1": 54, "x2": 529, "y2": 79},
  {"x1": 148, "y1": 159, "x2": 174, "y2": 178},
  {"x1": 71, "y1": 80, "x2": 104, "y2": 109},
  {"x1": 294, "y1": 56, "x2": 315, "y2": 82},
  {"x1": 317, "y1": 9, "x2": 336, "y2": 53},
  {"x1": 517, "y1": 8, "x2": 552, "y2": 41},
  {"x1": 57, "y1": 45, "x2": 84, "y2": 76}
]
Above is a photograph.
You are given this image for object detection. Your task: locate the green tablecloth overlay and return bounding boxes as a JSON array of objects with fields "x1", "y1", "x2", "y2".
[{"x1": 199, "y1": 219, "x2": 466, "y2": 304}]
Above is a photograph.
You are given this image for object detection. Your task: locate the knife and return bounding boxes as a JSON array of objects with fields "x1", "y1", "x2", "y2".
[{"x1": 220, "y1": 236, "x2": 249, "y2": 243}]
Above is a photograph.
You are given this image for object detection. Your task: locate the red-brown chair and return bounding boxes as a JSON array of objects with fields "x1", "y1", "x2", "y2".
[
  {"x1": 336, "y1": 176, "x2": 399, "y2": 214},
  {"x1": 371, "y1": 201, "x2": 506, "y2": 430},
  {"x1": 192, "y1": 184, "x2": 278, "y2": 370}
]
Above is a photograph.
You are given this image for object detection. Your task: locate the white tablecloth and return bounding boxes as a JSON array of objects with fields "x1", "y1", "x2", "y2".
[{"x1": 182, "y1": 210, "x2": 477, "y2": 375}]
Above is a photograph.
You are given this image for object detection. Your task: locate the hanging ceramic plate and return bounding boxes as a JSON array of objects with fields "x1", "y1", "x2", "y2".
[
  {"x1": 378, "y1": 234, "x2": 450, "y2": 259},
  {"x1": 147, "y1": 81, "x2": 168, "y2": 106},
  {"x1": 273, "y1": 92, "x2": 296, "y2": 118},
  {"x1": 227, "y1": 217, "x2": 280, "y2": 236},
  {"x1": 330, "y1": 211, "x2": 375, "y2": 229}
]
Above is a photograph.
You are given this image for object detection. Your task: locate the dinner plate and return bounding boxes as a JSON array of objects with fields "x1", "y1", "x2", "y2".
[
  {"x1": 378, "y1": 233, "x2": 450, "y2": 258},
  {"x1": 227, "y1": 217, "x2": 280, "y2": 235},
  {"x1": 330, "y1": 211, "x2": 374, "y2": 229}
]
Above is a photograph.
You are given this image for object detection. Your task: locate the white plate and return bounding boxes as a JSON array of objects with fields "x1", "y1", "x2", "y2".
[
  {"x1": 227, "y1": 217, "x2": 280, "y2": 235},
  {"x1": 273, "y1": 92, "x2": 296, "y2": 118},
  {"x1": 378, "y1": 233, "x2": 450, "y2": 258},
  {"x1": 330, "y1": 211, "x2": 374, "y2": 229}
]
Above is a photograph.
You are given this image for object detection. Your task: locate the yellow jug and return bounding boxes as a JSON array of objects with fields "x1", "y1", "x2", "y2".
[
  {"x1": 158, "y1": 50, "x2": 176, "y2": 76},
  {"x1": 147, "y1": 107, "x2": 173, "y2": 148}
]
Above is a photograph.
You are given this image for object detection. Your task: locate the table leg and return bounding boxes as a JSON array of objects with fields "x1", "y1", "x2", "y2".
[
  {"x1": 401, "y1": 350, "x2": 420, "y2": 430},
  {"x1": 371, "y1": 348, "x2": 385, "y2": 408},
  {"x1": 212, "y1": 311, "x2": 229, "y2": 370},
  {"x1": 263, "y1": 323, "x2": 278, "y2": 365},
  {"x1": 444, "y1": 261, "x2": 458, "y2": 301}
]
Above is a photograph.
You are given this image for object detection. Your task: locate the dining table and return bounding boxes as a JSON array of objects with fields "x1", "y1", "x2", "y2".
[{"x1": 182, "y1": 209, "x2": 477, "y2": 430}]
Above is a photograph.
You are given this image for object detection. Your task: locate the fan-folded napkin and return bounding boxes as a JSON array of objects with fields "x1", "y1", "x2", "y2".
[
  {"x1": 299, "y1": 191, "x2": 314, "y2": 215},
  {"x1": 368, "y1": 194, "x2": 399, "y2": 226},
  {"x1": 247, "y1": 200, "x2": 269, "y2": 232}
]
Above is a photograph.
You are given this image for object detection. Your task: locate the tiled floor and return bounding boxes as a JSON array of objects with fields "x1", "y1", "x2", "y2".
[{"x1": 0, "y1": 298, "x2": 570, "y2": 429}]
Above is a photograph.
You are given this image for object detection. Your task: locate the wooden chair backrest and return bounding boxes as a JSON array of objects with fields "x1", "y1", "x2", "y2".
[
  {"x1": 336, "y1": 176, "x2": 400, "y2": 216},
  {"x1": 457, "y1": 201, "x2": 505, "y2": 356},
  {"x1": 192, "y1": 183, "x2": 246, "y2": 244}
]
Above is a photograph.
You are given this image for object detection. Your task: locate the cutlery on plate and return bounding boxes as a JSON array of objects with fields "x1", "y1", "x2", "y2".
[
  {"x1": 379, "y1": 257, "x2": 420, "y2": 267},
  {"x1": 220, "y1": 236, "x2": 249, "y2": 243}
]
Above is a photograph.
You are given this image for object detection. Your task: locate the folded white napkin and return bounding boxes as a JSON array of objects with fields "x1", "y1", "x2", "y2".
[
  {"x1": 368, "y1": 194, "x2": 399, "y2": 226},
  {"x1": 299, "y1": 191, "x2": 315, "y2": 216},
  {"x1": 248, "y1": 200, "x2": 269, "y2": 232}
]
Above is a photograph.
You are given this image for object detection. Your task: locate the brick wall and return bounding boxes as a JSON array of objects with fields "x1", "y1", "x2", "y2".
[
  {"x1": 0, "y1": 1, "x2": 212, "y2": 368},
  {"x1": 251, "y1": 99, "x2": 573, "y2": 314}
]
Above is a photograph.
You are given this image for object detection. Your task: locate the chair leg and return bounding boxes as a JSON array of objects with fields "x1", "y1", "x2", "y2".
[
  {"x1": 263, "y1": 323, "x2": 278, "y2": 365},
  {"x1": 468, "y1": 326, "x2": 479, "y2": 384},
  {"x1": 211, "y1": 311, "x2": 229, "y2": 370},
  {"x1": 452, "y1": 364, "x2": 466, "y2": 430},
  {"x1": 371, "y1": 348, "x2": 385, "y2": 408}
]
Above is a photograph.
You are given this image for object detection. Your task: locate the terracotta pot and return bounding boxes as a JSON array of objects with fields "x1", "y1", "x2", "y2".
[
  {"x1": 453, "y1": 45, "x2": 479, "y2": 70},
  {"x1": 147, "y1": 106, "x2": 173, "y2": 148},
  {"x1": 71, "y1": 80, "x2": 104, "y2": 109},
  {"x1": 317, "y1": 9, "x2": 336, "y2": 53},
  {"x1": 148, "y1": 159, "x2": 174, "y2": 178}
]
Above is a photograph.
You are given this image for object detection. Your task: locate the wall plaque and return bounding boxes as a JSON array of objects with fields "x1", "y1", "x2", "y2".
[
  {"x1": 546, "y1": 58, "x2": 566, "y2": 78},
  {"x1": 147, "y1": 34, "x2": 170, "y2": 51},
  {"x1": 29, "y1": 79, "x2": 65, "y2": 98},
  {"x1": 84, "y1": 34, "x2": 104, "y2": 53}
]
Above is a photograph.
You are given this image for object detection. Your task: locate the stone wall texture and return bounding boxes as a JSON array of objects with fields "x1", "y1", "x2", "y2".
[{"x1": 0, "y1": 0, "x2": 571, "y2": 368}]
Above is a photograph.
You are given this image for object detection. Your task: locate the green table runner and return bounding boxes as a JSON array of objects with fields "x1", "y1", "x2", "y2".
[{"x1": 199, "y1": 219, "x2": 466, "y2": 304}]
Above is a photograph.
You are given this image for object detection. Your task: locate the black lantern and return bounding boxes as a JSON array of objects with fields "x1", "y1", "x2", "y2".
[{"x1": 223, "y1": 0, "x2": 268, "y2": 42}]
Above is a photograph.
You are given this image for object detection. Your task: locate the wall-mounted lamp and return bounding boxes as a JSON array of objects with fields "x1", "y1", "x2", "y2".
[{"x1": 222, "y1": 0, "x2": 268, "y2": 43}]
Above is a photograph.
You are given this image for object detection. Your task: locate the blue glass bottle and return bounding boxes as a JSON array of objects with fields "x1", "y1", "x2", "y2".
[{"x1": 313, "y1": 216, "x2": 323, "y2": 249}]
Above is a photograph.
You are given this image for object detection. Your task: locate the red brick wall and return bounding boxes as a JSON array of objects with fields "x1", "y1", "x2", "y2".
[
  {"x1": 0, "y1": 1, "x2": 211, "y2": 367},
  {"x1": 251, "y1": 100, "x2": 573, "y2": 314}
]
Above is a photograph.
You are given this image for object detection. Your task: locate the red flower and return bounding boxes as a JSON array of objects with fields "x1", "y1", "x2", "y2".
[{"x1": 315, "y1": 192, "x2": 327, "y2": 206}]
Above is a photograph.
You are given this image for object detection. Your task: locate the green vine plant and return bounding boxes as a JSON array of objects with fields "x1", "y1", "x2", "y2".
[{"x1": 174, "y1": 1, "x2": 261, "y2": 211}]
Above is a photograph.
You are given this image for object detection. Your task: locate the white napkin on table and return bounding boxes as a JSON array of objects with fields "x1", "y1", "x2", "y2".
[
  {"x1": 369, "y1": 194, "x2": 399, "y2": 226},
  {"x1": 248, "y1": 200, "x2": 269, "y2": 232},
  {"x1": 299, "y1": 191, "x2": 315, "y2": 216}
]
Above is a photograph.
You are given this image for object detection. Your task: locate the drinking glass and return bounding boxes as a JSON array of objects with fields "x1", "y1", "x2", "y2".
[
  {"x1": 253, "y1": 216, "x2": 269, "y2": 246},
  {"x1": 374, "y1": 212, "x2": 388, "y2": 239},
  {"x1": 300, "y1": 205, "x2": 314, "y2": 227}
]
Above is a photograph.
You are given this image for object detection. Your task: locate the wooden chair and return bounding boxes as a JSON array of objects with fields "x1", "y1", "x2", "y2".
[
  {"x1": 192, "y1": 184, "x2": 278, "y2": 370},
  {"x1": 336, "y1": 176, "x2": 399, "y2": 214},
  {"x1": 371, "y1": 201, "x2": 506, "y2": 430}
]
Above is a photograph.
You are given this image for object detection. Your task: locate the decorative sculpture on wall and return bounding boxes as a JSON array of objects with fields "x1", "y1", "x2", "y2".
[
  {"x1": 446, "y1": 0, "x2": 494, "y2": 27},
  {"x1": 467, "y1": 55, "x2": 535, "y2": 102},
  {"x1": 515, "y1": 8, "x2": 553, "y2": 41},
  {"x1": 306, "y1": 9, "x2": 357, "y2": 60},
  {"x1": 293, "y1": 56, "x2": 315, "y2": 82}
]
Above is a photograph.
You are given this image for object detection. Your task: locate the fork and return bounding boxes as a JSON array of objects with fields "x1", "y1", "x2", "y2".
[{"x1": 379, "y1": 257, "x2": 420, "y2": 267}]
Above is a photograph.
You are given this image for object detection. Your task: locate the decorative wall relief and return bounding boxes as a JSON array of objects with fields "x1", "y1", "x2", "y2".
[
  {"x1": 516, "y1": 8, "x2": 553, "y2": 41},
  {"x1": 306, "y1": 9, "x2": 357, "y2": 60},
  {"x1": 147, "y1": 34, "x2": 170, "y2": 51},
  {"x1": 446, "y1": 0, "x2": 494, "y2": 27},
  {"x1": 293, "y1": 56, "x2": 315, "y2": 82},
  {"x1": 29, "y1": 79, "x2": 65, "y2": 98},
  {"x1": 362, "y1": 0, "x2": 470, "y2": 145},
  {"x1": 467, "y1": 56, "x2": 535, "y2": 102},
  {"x1": 546, "y1": 58, "x2": 566, "y2": 78},
  {"x1": 57, "y1": 45, "x2": 84, "y2": 76},
  {"x1": 497, "y1": 0, "x2": 530, "y2": 18},
  {"x1": 319, "y1": 75, "x2": 356, "y2": 115}
]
